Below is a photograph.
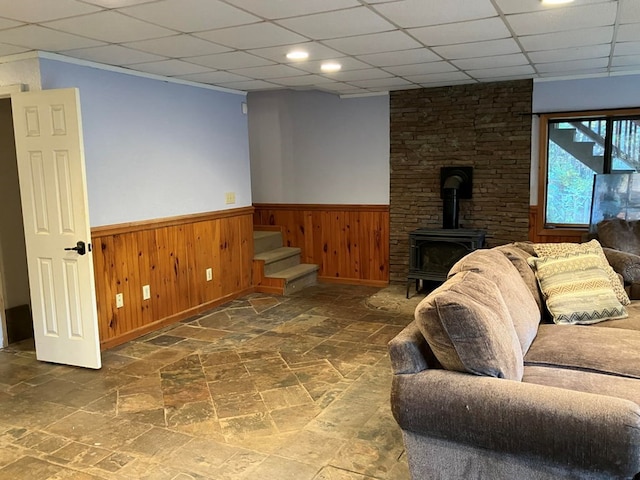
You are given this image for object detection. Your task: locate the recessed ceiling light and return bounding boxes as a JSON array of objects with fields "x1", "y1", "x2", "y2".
[
  {"x1": 321, "y1": 62, "x2": 342, "y2": 73},
  {"x1": 540, "y1": 0, "x2": 575, "y2": 5},
  {"x1": 286, "y1": 50, "x2": 309, "y2": 61}
]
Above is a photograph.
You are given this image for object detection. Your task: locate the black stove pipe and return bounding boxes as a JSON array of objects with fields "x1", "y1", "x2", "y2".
[{"x1": 442, "y1": 174, "x2": 463, "y2": 229}]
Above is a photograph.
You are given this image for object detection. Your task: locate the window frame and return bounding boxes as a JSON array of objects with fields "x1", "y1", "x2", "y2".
[{"x1": 536, "y1": 107, "x2": 640, "y2": 237}]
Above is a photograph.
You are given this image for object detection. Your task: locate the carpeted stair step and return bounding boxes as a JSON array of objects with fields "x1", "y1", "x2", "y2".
[
  {"x1": 254, "y1": 247, "x2": 302, "y2": 276},
  {"x1": 267, "y1": 263, "x2": 319, "y2": 295},
  {"x1": 254, "y1": 231, "x2": 283, "y2": 255}
]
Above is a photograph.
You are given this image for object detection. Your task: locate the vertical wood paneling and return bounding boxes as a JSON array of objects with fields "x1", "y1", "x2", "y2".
[
  {"x1": 253, "y1": 204, "x2": 389, "y2": 285},
  {"x1": 92, "y1": 208, "x2": 254, "y2": 349}
]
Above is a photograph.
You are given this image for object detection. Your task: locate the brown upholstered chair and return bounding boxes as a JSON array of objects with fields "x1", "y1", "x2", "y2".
[{"x1": 597, "y1": 218, "x2": 640, "y2": 299}]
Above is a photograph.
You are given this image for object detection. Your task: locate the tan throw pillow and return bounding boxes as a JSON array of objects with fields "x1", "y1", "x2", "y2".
[
  {"x1": 534, "y1": 239, "x2": 630, "y2": 306},
  {"x1": 414, "y1": 270, "x2": 524, "y2": 381},
  {"x1": 528, "y1": 251, "x2": 628, "y2": 325}
]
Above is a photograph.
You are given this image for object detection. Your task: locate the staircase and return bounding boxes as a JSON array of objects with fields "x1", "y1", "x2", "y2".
[
  {"x1": 548, "y1": 123, "x2": 604, "y2": 172},
  {"x1": 253, "y1": 230, "x2": 319, "y2": 295}
]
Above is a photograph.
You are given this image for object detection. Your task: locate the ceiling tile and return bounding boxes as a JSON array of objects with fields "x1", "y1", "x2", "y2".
[
  {"x1": 384, "y1": 61, "x2": 458, "y2": 76},
  {"x1": 356, "y1": 48, "x2": 441, "y2": 67},
  {"x1": 610, "y1": 64, "x2": 640, "y2": 73},
  {"x1": 63, "y1": 45, "x2": 167, "y2": 65},
  {"x1": 409, "y1": 18, "x2": 511, "y2": 46},
  {"x1": 467, "y1": 64, "x2": 535, "y2": 79},
  {"x1": 121, "y1": 0, "x2": 260, "y2": 32},
  {"x1": 0, "y1": 0, "x2": 101, "y2": 23},
  {"x1": 81, "y1": 0, "x2": 156, "y2": 6},
  {"x1": 224, "y1": 0, "x2": 359, "y2": 19},
  {"x1": 323, "y1": 31, "x2": 421, "y2": 55},
  {"x1": 248, "y1": 42, "x2": 344, "y2": 63},
  {"x1": 184, "y1": 51, "x2": 274, "y2": 69},
  {"x1": 229, "y1": 64, "x2": 308, "y2": 79},
  {"x1": 620, "y1": 0, "x2": 640, "y2": 24},
  {"x1": 433, "y1": 38, "x2": 521, "y2": 59},
  {"x1": 451, "y1": 53, "x2": 529, "y2": 70},
  {"x1": 0, "y1": 43, "x2": 29, "y2": 56},
  {"x1": 216, "y1": 79, "x2": 281, "y2": 90},
  {"x1": 373, "y1": 0, "x2": 497, "y2": 28},
  {"x1": 528, "y1": 44, "x2": 611, "y2": 63},
  {"x1": 539, "y1": 68, "x2": 607, "y2": 78},
  {"x1": 615, "y1": 42, "x2": 640, "y2": 56},
  {"x1": 505, "y1": 3, "x2": 617, "y2": 36},
  {"x1": 494, "y1": 0, "x2": 610, "y2": 15},
  {"x1": 535, "y1": 57, "x2": 610, "y2": 73},
  {"x1": 177, "y1": 71, "x2": 253, "y2": 83},
  {"x1": 0, "y1": 25, "x2": 105, "y2": 51},
  {"x1": 195, "y1": 23, "x2": 307, "y2": 49},
  {"x1": 418, "y1": 79, "x2": 476, "y2": 88},
  {"x1": 277, "y1": 7, "x2": 395, "y2": 40},
  {"x1": 127, "y1": 59, "x2": 213, "y2": 76},
  {"x1": 44, "y1": 11, "x2": 175, "y2": 43},
  {"x1": 519, "y1": 26, "x2": 613, "y2": 51},
  {"x1": 268, "y1": 74, "x2": 337, "y2": 86},
  {"x1": 404, "y1": 71, "x2": 473, "y2": 83},
  {"x1": 0, "y1": 18, "x2": 24, "y2": 30},
  {"x1": 347, "y1": 77, "x2": 414, "y2": 88},
  {"x1": 292, "y1": 57, "x2": 371, "y2": 74},
  {"x1": 618, "y1": 23, "x2": 640, "y2": 42},
  {"x1": 323, "y1": 68, "x2": 394, "y2": 81},
  {"x1": 124, "y1": 35, "x2": 231, "y2": 58},
  {"x1": 612, "y1": 55, "x2": 640, "y2": 67}
]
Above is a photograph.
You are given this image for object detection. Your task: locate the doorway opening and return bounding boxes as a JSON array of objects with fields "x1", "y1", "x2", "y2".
[{"x1": 0, "y1": 97, "x2": 33, "y2": 348}]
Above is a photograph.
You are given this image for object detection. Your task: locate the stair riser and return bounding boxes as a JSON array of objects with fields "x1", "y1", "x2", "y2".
[
  {"x1": 284, "y1": 271, "x2": 318, "y2": 295},
  {"x1": 254, "y1": 233, "x2": 283, "y2": 254},
  {"x1": 264, "y1": 254, "x2": 301, "y2": 276}
]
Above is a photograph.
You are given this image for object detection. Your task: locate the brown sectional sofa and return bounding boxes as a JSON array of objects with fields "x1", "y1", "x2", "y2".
[{"x1": 389, "y1": 243, "x2": 640, "y2": 480}]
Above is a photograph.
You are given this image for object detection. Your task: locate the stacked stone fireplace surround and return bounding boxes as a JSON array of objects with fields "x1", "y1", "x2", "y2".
[{"x1": 389, "y1": 79, "x2": 533, "y2": 284}]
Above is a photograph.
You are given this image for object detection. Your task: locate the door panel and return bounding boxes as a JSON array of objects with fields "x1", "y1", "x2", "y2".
[{"x1": 12, "y1": 88, "x2": 101, "y2": 369}]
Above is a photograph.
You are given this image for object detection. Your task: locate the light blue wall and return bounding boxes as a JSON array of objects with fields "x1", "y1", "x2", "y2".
[
  {"x1": 248, "y1": 89, "x2": 389, "y2": 204},
  {"x1": 39, "y1": 58, "x2": 251, "y2": 227},
  {"x1": 533, "y1": 73, "x2": 640, "y2": 112}
]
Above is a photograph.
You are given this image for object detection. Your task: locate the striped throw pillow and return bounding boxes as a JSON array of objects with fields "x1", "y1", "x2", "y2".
[{"x1": 528, "y1": 251, "x2": 628, "y2": 325}]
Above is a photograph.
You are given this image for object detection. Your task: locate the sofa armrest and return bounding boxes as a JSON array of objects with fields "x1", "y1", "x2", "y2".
[
  {"x1": 387, "y1": 321, "x2": 432, "y2": 375},
  {"x1": 391, "y1": 369, "x2": 640, "y2": 477},
  {"x1": 603, "y1": 247, "x2": 640, "y2": 284}
]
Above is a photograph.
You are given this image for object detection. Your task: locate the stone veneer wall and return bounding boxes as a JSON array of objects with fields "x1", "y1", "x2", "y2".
[{"x1": 389, "y1": 80, "x2": 533, "y2": 284}]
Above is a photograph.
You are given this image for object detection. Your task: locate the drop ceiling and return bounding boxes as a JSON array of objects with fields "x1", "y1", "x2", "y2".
[{"x1": 0, "y1": 0, "x2": 637, "y2": 95}]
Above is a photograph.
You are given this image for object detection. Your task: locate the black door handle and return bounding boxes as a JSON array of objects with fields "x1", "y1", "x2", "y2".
[{"x1": 65, "y1": 241, "x2": 86, "y2": 255}]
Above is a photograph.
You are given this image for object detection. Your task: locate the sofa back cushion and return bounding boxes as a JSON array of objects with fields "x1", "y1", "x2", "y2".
[
  {"x1": 449, "y1": 248, "x2": 540, "y2": 355},
  {"x1": 494, "y1": 244, "x2": 545, "y2": 312},
  {"x1": 415, "y1": 270, "x2": 524, "y2": 381},
  {"x1": 597, "y1": 218, "x2": 640, "y2": 256}
]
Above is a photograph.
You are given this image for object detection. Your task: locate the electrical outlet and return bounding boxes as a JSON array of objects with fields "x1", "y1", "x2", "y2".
[
  {"x1": 206, "y1": 268, "x2": 213, "y2": 281},
  {"x1": 142, "y1": 285, "x2": 151, "y2": 300},
  {"x1": 225, "y1": 192, "x2": 236, "y2": 204},
  {"x1": 115, "y1": 293, "x2": 124, "y2": 308}
]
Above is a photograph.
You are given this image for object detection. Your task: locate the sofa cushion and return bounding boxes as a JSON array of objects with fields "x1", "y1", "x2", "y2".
[
  {"x1": 523, "y1": 366, "x2": 640, "y2": 405},
  {"x1": 415, "y1": 270, "x2": 524, "y2": 381},
  {"x1": 525, "y1": 324, "x2": 640, "y2": 379},
  {"x1": 449, "y1": 248, "x2": 540, "y2": 355},
  {"x1": 597, "y1": 218, "x2": 640, "y2": 256},
  {"x1": 494, "y1": 244, "x2": 545, "y2": 313},
  {"x1": 534, "y1": 239, "x2": 630, "y2": 306},
  {"x1": 528, "y1": 251, "x2": 627, "y2": 325},
  {"x1": 598, "y1": 301, "x2": 640, "y2": 331}
]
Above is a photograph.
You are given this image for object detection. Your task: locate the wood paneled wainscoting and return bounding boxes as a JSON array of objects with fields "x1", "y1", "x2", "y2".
[
  {"x1": 91, "y1": 207, "x2": 254, "y2": 350},
  {"x1": 253, "y1": 204, "x2": 389, "y2": 286}
]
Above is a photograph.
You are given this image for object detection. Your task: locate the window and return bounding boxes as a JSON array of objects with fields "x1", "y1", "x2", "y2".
[{"x1": 541, "y1": 109, "x2": 640, "y2": 228}]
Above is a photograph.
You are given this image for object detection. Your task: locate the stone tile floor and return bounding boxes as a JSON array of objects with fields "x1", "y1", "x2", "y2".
[{"x1": 0, "y1": 284, "x2": 416, "y2": 480}]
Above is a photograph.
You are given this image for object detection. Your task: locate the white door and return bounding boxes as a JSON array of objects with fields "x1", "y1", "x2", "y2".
[{"x1": 11, "y1": 88, "x2": 101, "y2": 369}]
